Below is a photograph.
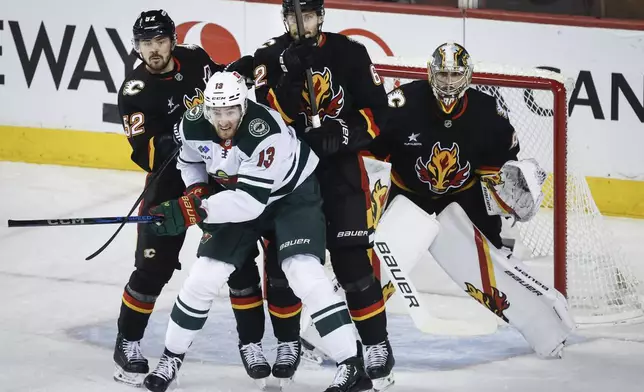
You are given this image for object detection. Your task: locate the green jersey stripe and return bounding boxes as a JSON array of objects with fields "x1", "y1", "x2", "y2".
[{"x1": 237, "y1": 182, "x2": 272, "y2": 204}]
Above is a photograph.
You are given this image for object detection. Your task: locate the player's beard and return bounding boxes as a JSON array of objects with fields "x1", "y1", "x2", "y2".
[
  {"x1": 215, "y1": 124, "x2": 237, "y2": 140},
  {"x1": 145, "y1": 52, "x2": 172, "y2": 73}
]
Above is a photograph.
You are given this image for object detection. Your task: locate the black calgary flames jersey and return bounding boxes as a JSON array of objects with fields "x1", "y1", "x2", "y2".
[
  {"x1": 117, "y1": 45, "x2": 224, "y2": 172},
  {"x1": 252, "y1": 32, "x2": 387, "y2": 152},
  {"x1": 372, "y1": 81, "x2": 520, "y2": 198}
]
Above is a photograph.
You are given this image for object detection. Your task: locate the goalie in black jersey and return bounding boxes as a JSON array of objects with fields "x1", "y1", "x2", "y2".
[
  {"x1": 371, "y1": 43, "x2": 573, "y2": 360},
  {"x1": 113, "y1": 10, "x2": 303, "y2": 388},
  {"x1": 372, "y1": 42, "x2": 546, "y2": 249}
]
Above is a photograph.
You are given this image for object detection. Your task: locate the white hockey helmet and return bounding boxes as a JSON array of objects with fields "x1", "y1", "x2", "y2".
[{"x1": 204, "y1": 71, "x2": 249, "y2": 115}]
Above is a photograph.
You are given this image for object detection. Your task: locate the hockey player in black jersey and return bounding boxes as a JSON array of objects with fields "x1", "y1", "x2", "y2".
[
  {"x1": 113, "y1": 10, "x2": 302, "y2": 388},
  {"x1": 371, "y1": 42, "x2": 525, "y2": 249},
  {"x1": 251, "y1": 1, "x2": 393, "y2": 390}
]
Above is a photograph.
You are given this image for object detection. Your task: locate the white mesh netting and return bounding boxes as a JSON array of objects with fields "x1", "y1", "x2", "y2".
[{"x1": 374, "y1": 57, "x2": 643, "y2": 325}]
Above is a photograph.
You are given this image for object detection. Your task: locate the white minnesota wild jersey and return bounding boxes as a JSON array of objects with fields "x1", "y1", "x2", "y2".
[{"x1": 176, "y1": 100, "x2": 319, "y2": 224}]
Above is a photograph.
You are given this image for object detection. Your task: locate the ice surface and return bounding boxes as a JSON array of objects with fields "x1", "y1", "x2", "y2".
[{"x1": 2, "y1": 162, "x2": 644, "y2": 391}]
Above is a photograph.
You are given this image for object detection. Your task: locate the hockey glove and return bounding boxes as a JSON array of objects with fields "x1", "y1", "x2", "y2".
[
  {"x1": 185, "y1": 182, "x2": 212, "y2": 198},
  {"x1": 280, "y1": 38, "x2": 317, "y2": 78},
  {"x1": 302, "y1": 119, "x2": 349, "y2": 157},
  {"x1": 225, "y1": 55, "x2": 255, "y2": 87},
  {"x1": 149, "y1": 195, "x2": 207, "y2": 236}
]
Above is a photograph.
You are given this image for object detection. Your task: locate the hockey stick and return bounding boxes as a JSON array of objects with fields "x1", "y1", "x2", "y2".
[
  {"x1": 293, "y1": 0, "x2": 321, "y2": 128},
  {"x1": 85, "y1": 146, "x2": 180, "y2": 261},
  {"x1": 8, "y1": 215, "x2": 163, "y2": 227}
]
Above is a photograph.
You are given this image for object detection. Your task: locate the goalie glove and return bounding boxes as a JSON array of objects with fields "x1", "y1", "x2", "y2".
[{"x1": 480, "y1": 159, "x2": 547, "y2": 223}]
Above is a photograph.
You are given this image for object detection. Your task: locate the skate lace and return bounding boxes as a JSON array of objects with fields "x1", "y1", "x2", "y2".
[
  {"x1": 151, "y1": 354, "x2": 182, "y2": 381},
  {"x1": 274, "y1": 341, "x2": 299, "y2": 366},
  {"x1": 241, "y1": 342, "x2": 267, "y2": 367},
  {"x1": 330, "y1": 364, "x2": 351, "y2": 387},
  {"x1": 121, "y1": 339, "x2": 145, "y2": 362},
  {"x1": 365, "y1": 341, "x2": 388, "y2": 370}
]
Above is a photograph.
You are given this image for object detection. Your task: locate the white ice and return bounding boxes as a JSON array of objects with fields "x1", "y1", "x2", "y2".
[{"x1": 1, "y1": 161, "x2": 644, "y2": 392}]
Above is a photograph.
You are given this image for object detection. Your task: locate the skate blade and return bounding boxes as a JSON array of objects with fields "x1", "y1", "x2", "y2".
[
  {"x1": 113, "y1": 365, "x2": 145, "y2": 387},
  {"x1": 348, "y1": 377, "x2": 375, "y2": 392},
  {"x1": 278, "y1": 376, "x2": 295, "y2": 390},
  {"x1": 371, "y1": 372, "x2": 395, "y2": 392},
  {"x1": 254, "y1": 378, "x2": 268, "y2": 391}
]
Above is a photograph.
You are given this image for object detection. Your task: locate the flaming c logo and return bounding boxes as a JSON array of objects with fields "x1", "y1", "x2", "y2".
[
  {"x1": 183, "y1": 88, "x2": 205, "y2": 110},
  {"x1": 415, "y1": 142, "x2": 471, "y2": 194},
  {"x1": 465, "y1": 282, "x2": 510, "y2": 323},
  {"x1": 302, "y1": 67, "x2": 345, "y2": 124},
  {"x1": 367, "y1": 179, "x2": 389, "y2": 230}
]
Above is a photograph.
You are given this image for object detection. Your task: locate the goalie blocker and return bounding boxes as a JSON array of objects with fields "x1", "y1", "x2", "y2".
[{"x1": 376, "y1": 196, "x2": 574, "y2": 358}]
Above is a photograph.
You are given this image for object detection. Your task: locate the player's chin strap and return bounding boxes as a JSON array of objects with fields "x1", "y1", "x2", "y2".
[{"x1": 481, "y1": 159, "x2": 547, "y2": 224}]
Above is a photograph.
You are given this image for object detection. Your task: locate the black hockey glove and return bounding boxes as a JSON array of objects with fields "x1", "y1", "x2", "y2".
[
  {"x1": 302, "y1": 119, "x2": 349, "y2": 158},
  {"x1": 280, "y1": 38, "x2": 317, "y2": 78},
  {"x1": 225, "y1": 55, "x2": 255, "y2": 87}
]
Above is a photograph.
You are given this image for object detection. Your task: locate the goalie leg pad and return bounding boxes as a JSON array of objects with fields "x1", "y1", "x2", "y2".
[{"x1": 430, "y1": 202, "x2": 575, "y2": 357}]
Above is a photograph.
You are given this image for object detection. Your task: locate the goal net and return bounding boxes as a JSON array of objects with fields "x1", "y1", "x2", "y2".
[{"x1": 374, "y1": 58, "x2": 643, "y2": 325}]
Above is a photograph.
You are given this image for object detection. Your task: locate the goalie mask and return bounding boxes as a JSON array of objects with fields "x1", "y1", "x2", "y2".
[
  {"x1": 282, "y1": 0, "x2": 325, "y2": 41},
  {"x1": 132, "y1": 10, "x2": 177, "y2": 72},
  {"x1": 428, "y1": 42, "x2": 473, "y2": 114},
  {"x1": 203, "y1": 71, "x2": 249, "y2": 140}
]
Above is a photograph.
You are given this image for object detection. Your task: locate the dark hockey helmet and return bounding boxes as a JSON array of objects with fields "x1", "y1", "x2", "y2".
[
  {"x1": 132, "y1": 10, "x2": 177, "y2": 47},
  {"x1": 427, "y1": 42, "x2": 473, "y2": 114},
  {"x1": 282, "y1": 0, "x2": 325, "y2": 15},
  {"x1": 282, "y1": 0, "x2": 325, "y2": 39}
]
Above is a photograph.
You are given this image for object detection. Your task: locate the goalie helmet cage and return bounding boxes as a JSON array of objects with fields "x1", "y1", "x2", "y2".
[{"x1": 374, "y1": 58, "x2": 643, "y2": 325}]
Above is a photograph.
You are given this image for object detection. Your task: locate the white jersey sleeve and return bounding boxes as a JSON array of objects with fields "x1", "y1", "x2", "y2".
[
  {"x1": 176, "y1": 119, "x2": 209, "y2": 187},
  {"x1": 201, "y1": 133, "x2": 287, "y2": 224}
]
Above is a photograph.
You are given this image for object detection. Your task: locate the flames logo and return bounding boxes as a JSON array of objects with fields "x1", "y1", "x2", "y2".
[
  {"x1": 465, "y1": 282, "x2": 510, "y2": 323},
  {"x1": 302, "y1": 67, "x2": 345, "y2": 125},
  {"x1": 184, "y1": 88, "x2": 205, "y2": 110},
  {"x1": 367, "y1": 179, "x2": 389, "y2": 230},
  {"x1": 381, "y1": 281, "x2": 396, "y2": 302},
  {"x1": 415, "y1": 142, "x2": 471, "y2": 194}
]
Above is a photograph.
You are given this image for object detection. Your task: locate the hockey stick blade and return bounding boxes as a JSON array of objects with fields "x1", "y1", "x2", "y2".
[
  {"x1": 85, "y1": 146, "x2": 180, "y2": 261},
  {"x1": 8, "y1": 216, "x2": 162, "y2": 227}
]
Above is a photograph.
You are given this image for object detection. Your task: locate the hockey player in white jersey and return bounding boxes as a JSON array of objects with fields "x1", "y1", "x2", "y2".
[{"x1": 142, "y1": 71, "x2": 373, "y2": 392}]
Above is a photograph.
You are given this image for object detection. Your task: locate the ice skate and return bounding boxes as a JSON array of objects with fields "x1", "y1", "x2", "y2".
[
  {"x1": 143, "y1": 348, "x2": 184, "y2": 392},
  {"x1": 239, "y1": 342, "x2": 271, "y2": 390},
  {"x1": 272, "y1": 340, "x2": 301, "y2": 389},
  {"x1": 324, "y1": 356, "x2": 373, "y2": 392},
  {"x1": 113, "y1": 333, "x2": 149, "y2": 387},
  {"x1": 364, "y1": 339, "x2": 395, "y2": 391}
]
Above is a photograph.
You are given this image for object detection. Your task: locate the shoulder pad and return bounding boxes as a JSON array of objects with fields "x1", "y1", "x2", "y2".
[
  {"x1": 236, "y1": 102, "x2": 282, "y2": 156},
  {"x1": 184, "y1": 105, "x2": 204, "y2": 122},
  {"x1": 181, "y1": 108, "x2": 213, "y2": 142}
]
